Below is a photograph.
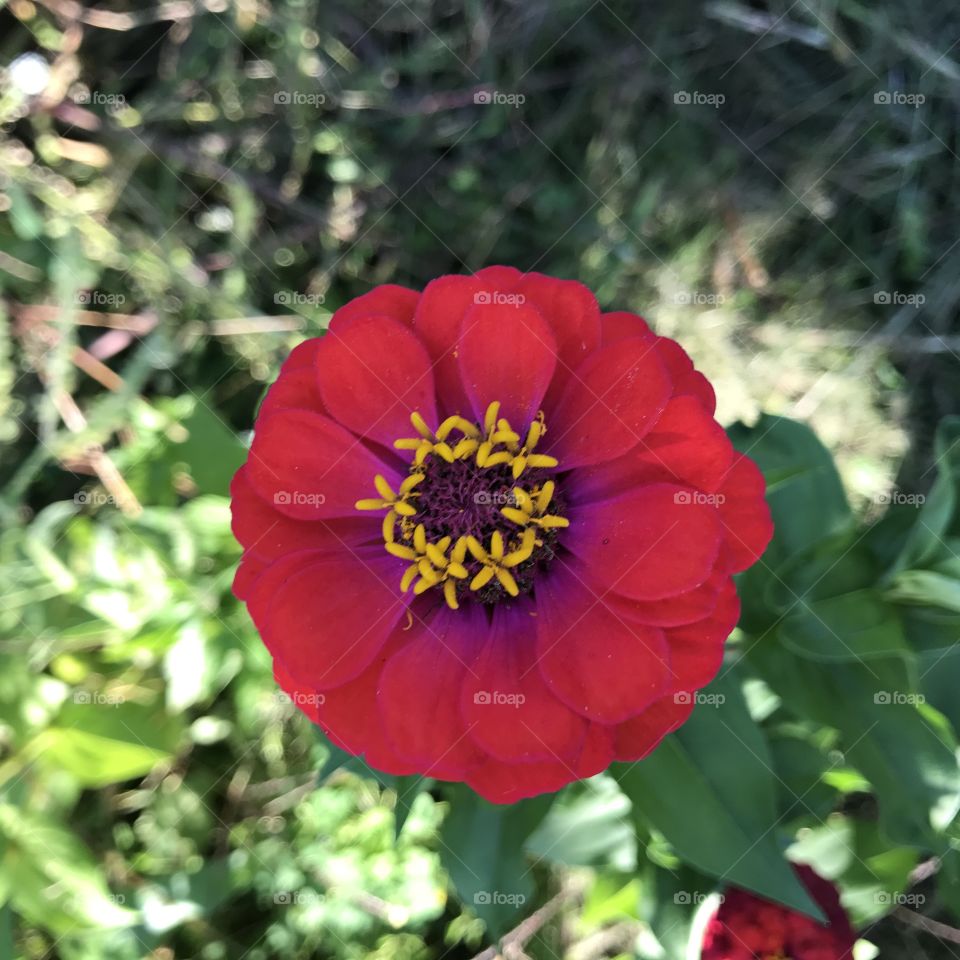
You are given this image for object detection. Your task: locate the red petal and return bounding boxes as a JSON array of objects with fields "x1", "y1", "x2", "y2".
[
  {"x1": 458, "y1": 301, "x2": 557, "y2": 428},
  {"x1": 545, "y1": 338, "x2": 671, "y2": 469},
  {"x1": 233, "y1": 554, "x2": 267, "y2": 600},
  {"x1": 413, "y1": 274, "x2": 486, "y2": 416},
  {"x1": 601, "y1": 311, "x2": 655, "y2": 345},
  {"x1": 273, "y1": 660, "x2": 323, "y2": 723},
  {"x1": 465, "y1": 724, "x2": 614, "y2": 803},
  {"x1": 247, "y1": 408, "x2": 400, "y2": 519},
  {"x1": 461, "y1": 604, "x2": 587, "y2": 764},
  {"x1": 231, "y1": 466, "x2": 378, "y2": 560},
  {"x1": 665, "y1": 579, "x2": 740, "y2": 691},
  {"x1": 315, "y1": 641, "x2": 420, "y2": 775},
  {"x1": 570, "y1": 394, "x2": 734, "y2": 503},
  {"x1": 259, "y1": 547, "x2": 409, "y2": 689},
  {"x1": 716, "y1": 453, "x2": 774, "y2": 572},
  {"x1": 613, "y1": 694, "x2": 694, "y2": 761},
  {"x1": 274, "y1": 654, "x2": 420, "y2": 775},
  {"x1": 378, "y1": 605, "x2": 487, "y2": 778},
  {"x1": 513, "y1": 273, "x2": 601, "y2": 404},
  {"x1": 260, "y1": 365, "x2": 326, "y2": 418},
  {"x1": 244, "y1": 550, "x2": 322, "y2": 638},
  {"x1": 610, "y1": 570, "x2": 729, "y2": 627},
  {"x1": 473, "y1": 265, "x2": 523, "y2": 288},
  {"x1": 281, "y1": 338, "x2": 322, "y2": 372},
  {"x1": 535, "y1": 560, "x2": 671, "y2": 722},
  {"x1": 654, "y1": 337, "x2": 716, "y2": 413},
  {"x1": 328, "y1": 284, "x2": 420, "y2": 332},
  {"x1": 316, "y1": 314, "x2": 437, "y2": 447},
  {"x1": 566, "y1": 483, "x2": 724, "y2": 600}
]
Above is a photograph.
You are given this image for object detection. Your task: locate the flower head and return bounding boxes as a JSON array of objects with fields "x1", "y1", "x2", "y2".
[
  {"x1": 230, "y1": 267, "x2": 772, "y2": 802},
  {"x1": 702, "y1": 866, "x2": 857, "y2": 960}
]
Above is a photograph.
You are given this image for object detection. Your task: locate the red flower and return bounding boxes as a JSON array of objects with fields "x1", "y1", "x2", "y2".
[
  {"x1": 231, "y1": 267, "x2": 772, "y2": 802},
  {"x1": 701, "y1": 866, "x2": 857, "y2": 960}
]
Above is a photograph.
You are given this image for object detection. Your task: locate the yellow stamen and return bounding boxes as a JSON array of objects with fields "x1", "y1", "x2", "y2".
[
  {"x1": 444, "y1": 579, "x2": 459, "y2": 609},
  {"x1": 359, "y1": 404, "x2": 567, "y2": 604}
]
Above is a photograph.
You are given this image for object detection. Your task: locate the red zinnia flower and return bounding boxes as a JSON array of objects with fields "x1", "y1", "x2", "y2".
[
  {"x1": 231, "y1": 267, "x2": 772, "y2": 802},
  {"x1": 701, "y1": 865, "x2": 857, "y2": 960}
]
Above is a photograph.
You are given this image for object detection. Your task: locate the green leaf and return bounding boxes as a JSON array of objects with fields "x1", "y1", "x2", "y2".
[
  {"x1": 749, "y1": 642, "x2": 960, "y2": 847},
  {"x1": 639, "y1": 863, "x2": 720, "y2": 960},
  {"x1": 727, "y1": 416, "x2": 853, "y2": 630},
  {"x1": 526, "y1": 775, "x2": 635, "y2": 869},
  {"x1": 393, "y1": 776, "x2": 432, "y2": 839},
  {"x1": 779, "y1": 588, "x2": 909, "y2": 662},
  {"x1": 165, "y1": 400, "x2": 247, "y2": 497},
  {"x1": 439, "y1": 785, "x2": 554, "y2": 938},
  {"x1": 32, "y1": 699, "x2": 181, "y2": 788},
  {"x1": 886, "y1": 570, "x2": 960, "y2": 613},
  {"x1": 888, "y1": 416, "x2": 960, "y2": 575},
  {"x1": 727, "y1": 415, "x2": 852, "y2": 562},
  {"x1": 619, "y1": 672, "x2": 823, "y2": 920},
  {"x1": 918, "y1": 645, "x2": 960, "y2": 731},
  {"x1": 0, "y1": 805, "x2": 134, "y2": 933}
]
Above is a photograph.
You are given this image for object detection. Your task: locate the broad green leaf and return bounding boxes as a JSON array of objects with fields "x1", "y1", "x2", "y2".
[
  {"x1": 749, "y1": 641, "x2": 960, "y2": 847},
  {"x1": 393, "y1": 776, "x2": 432, "y2": 839},
  {"x1": 886, "y1": 569, "x2": 960, "y2": 613},
  {"x1": 32, "y1": 699, "x2": 181, "y2": 787},
  {"x1": 779, "y1": 589, "x2": 909, "y2": 662},
  {"x1": 439, "y1": 784, "x2": 554, "y2": 938},
  {"x1": 768, "y1": 733, "x2": 837, "y2": 822},
  {"x1": 888, "y1": 417, "x2": 960, "y2": 575},
  {"x1": 0, "y1": 805, "x2": 134, "y2": 933},
  {"x1": 918, "y1": 645, "x2": 960, "y2": 731},
  {"x1": 639, "y1": 863, "x2": 717, "y2": 960},
  {"x1": 619, "y1": 672, "x2": 823, "y2": 919},
  {"x1": 164, "y1": 400, "x2": 247, "y2": 497},
  {"x1": 727, "y1": 416, "x2": 853, "y2": 630},
  {"x1": 727, "y1": 415, "x2": 852, "y2": 562},
  {"x1": 526, "y1": 774, "x2": 635, "y2": 869},
  {"x1": 834, "y1": 820, "x2": 919, "y2": 925}
]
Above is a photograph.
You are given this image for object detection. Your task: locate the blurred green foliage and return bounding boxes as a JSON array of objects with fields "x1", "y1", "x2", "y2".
[{"x1": 2, "y1": 0, "x2": 960, "y2": 957}]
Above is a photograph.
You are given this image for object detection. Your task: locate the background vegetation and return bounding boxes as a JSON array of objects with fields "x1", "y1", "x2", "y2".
[{"x1": 2, "y1": 0, "x2": 960, "y2": 957}]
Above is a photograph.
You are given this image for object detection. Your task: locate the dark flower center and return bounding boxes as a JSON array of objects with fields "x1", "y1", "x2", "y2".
[{"x1": 356, "y1": 402, "x2": 568, "y2": 608}]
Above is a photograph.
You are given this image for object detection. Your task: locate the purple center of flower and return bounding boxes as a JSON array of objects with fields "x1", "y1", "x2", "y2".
[{"x1": 355, "y1": 402, "x2": 569, "y2": 609}]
